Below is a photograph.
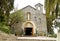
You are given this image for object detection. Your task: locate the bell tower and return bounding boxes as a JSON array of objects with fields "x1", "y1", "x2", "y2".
[{"x1": 35, "y1": 3, "x2": 43, "y2": 13}]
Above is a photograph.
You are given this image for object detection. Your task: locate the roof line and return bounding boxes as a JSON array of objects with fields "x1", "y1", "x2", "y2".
[{"x1": 20, "y1": 5, "x2": 37, "y2": 11}]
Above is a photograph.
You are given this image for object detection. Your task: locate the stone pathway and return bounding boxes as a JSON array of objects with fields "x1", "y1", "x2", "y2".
[{"x1": 17, "y1": 37, "x2": 57, "y2": 41}]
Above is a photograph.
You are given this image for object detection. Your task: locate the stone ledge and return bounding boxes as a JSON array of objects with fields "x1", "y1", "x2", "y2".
[{"x1": 17, "y1": 36, "x2": 57, "y2": 41}]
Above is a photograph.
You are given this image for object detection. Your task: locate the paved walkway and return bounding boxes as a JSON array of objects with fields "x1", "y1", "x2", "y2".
[{"x1": 17, "y1": 36, "x2": 57, "y2": 40}]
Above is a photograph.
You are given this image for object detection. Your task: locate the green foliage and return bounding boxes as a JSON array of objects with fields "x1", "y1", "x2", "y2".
[
  {"x1": 9, "y1": 10, "x2": 24, "y2": 26},
  {"x1": 44, "y1": 0, "x2": 60, "y2": 35},
  {"x1": 0, "y1": 0, "x2": 14, "y2": 33},
  {"x1": 0, "y1": 23, "x2": 10, "y2": 34},
  {"x1": 48, "y1": 34, "x2": 57, "y2": 38},
  {"x1": 0, "y1": 0, "x2": 14, "y2": 24},
  {"x1": 47, "y1": 17, "x2": 54, "y2": 34},
  {"x1": 9, "y1": 10, "x2": 24, "y2": 34},
  {"x1": 58, "y1": 4, "x2": 60, "y2": 16},
  {"x1": 46, "y1": 14, "x2": 56, "y2": 34}
]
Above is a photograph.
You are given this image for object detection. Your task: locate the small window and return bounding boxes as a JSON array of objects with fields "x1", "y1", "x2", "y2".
[
  {"x1": 39, "y1": 18, "x2": 41, "y2": 23},
  {"x1": 34, "y1": 16, "x2": 37, "y2": 21},
  {"x1": 38, "y1": 7, "x2": 40, "y2": 10}
]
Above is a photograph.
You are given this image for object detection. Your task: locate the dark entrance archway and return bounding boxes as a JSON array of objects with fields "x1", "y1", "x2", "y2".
[{"x1": 25, "y1": 27, "x2": 33, "y2": 36}]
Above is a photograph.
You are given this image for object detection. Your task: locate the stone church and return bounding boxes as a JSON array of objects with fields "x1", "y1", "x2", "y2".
[{"x1": 12, "y1": 3, "x2": 47, "y2": 36}]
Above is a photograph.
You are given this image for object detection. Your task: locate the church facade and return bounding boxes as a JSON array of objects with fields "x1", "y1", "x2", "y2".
[{"x1": 12, "y1": 3, "x2": 47, "y2": 36}]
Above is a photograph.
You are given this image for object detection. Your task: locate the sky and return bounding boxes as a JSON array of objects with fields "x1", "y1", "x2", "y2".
[
  {"x1": 14, "y1": 0, "x2": 44, "y2": 9},
  {"x1": 14, "y1": 0, "x2": 45, "y2": 13},
  {"x1": 14, "y1": 0, "x2": 58, "y2": 34}
]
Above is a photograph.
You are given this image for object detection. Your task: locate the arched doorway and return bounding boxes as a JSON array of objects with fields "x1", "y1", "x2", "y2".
[
  {"x1": 22, "y1": 21, "x2": 36, "y2": 36},
  {"x1": 24, "y1": 27, "x2": 33, "y2": 36}
]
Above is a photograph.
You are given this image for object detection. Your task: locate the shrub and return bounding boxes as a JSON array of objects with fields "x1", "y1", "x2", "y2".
[{"x1": 0, "y1": 23, "x2": 11, "y2": 34}]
